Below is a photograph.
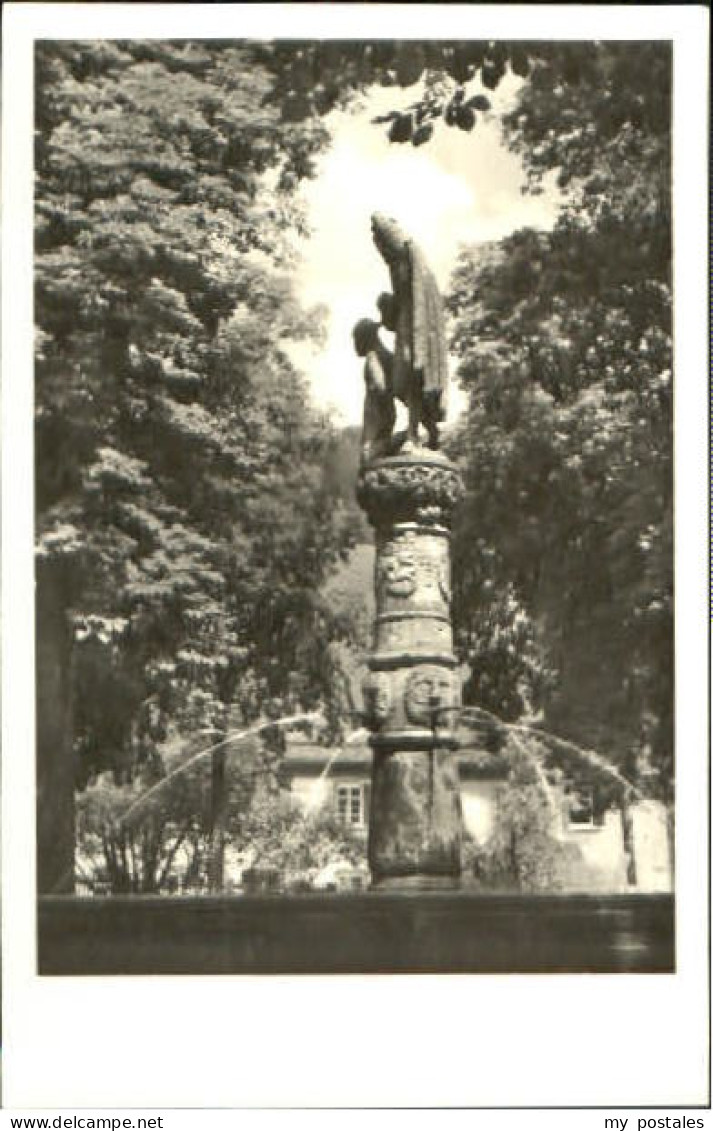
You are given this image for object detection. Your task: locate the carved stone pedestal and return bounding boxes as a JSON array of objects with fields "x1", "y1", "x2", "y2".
[{"x1": 357, "y1": 450, "x2": 465, "y2": 890}]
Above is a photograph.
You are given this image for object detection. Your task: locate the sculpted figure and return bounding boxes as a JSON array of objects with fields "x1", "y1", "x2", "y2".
[
  {"x1": 377, "y1": 543, "x2": 417, "y2": 600},
  {"x1": 371, "y1": 213, "x2": 448, "y2": 451},
  {"x1": 353, "y1": 318, "x2": 396, "y2": 465}
]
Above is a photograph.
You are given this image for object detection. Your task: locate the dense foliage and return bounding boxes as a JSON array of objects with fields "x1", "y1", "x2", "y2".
[
  {"x1": 462, "y1": 741, "x2": 583, "y2": 893},
  {"x1": 260, "y1": 40, "x2": 537, "y2": 147},
  {"x1": 447, "y1": 43, "x2": 673, "y2": 807},
  {"x1": 76, "y1": 732, "x2": 366, "y2": 894},
  {"x1": 36, "y1": 41, "x2": 360, "y2": 796},
  {"x1": 38, "y1": 38, "x2": 674, "y2": 892}
]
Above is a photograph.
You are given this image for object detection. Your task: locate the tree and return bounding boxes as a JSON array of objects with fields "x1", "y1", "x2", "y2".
[
  {"x1": 35, "y1": 41, "x2": 366, "y2": 888},
  {"x1": 239, "y1": 796, "x2": 366, "y2": 887},
  {"x1": 76, "y1": 731, "x2": 367, "y2": 894},
  {"x1": 76, "y1": 763, "x2": 204, "y2": 895},
  {"x1": 36, "y1": 42, "x2": 358, "y2": 769},
  {"x1": 447, "y1": 43, "x2": 672, "y2": 813},
  {"x1": 464, "y1": 741, "x2": 581, "y2": 893},
  {"x1": 75, "y1": 731, "x2": 286, "y2": 894}
]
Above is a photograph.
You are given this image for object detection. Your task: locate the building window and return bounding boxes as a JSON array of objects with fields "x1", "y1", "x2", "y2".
[
  {"x1": 337, "y1": 784, "x2": 364, "y2": 826},
  {"x1": 566, "y1": 784, "x2": 595, "y2": 829}
]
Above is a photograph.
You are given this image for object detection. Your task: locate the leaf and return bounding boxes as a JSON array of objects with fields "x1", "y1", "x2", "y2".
[
  {"x1": 481, "y1": 61, "x2": 505, "y2": 90},
  {"x1": 455, "y1": 106, "x2": 476, "y2": 132},
  {"x1": 510, "y1": 47, "x2": 531, "y2": 78},
  {"x1": 466, "y1": 94, "x2": 491, "y2": 112},
  {"x1": 388, "y1": 113, "x2": 413, "y2": 143},
  {"x1": 412, "y1": 123, "x2": 434, "y2": 147},
  {"x1": 395, "y1": 45, "x2": 425, "y2": 88}
]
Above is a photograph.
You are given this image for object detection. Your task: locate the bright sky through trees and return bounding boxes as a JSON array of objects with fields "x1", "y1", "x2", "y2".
[{"x1": 289, "y1": 78, "x2": 561, "y2": 425}]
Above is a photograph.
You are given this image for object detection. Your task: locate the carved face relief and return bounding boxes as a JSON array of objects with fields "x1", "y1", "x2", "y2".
[
  {"x1": 362, "y1": 672, "x2": 392, "y2": 727},
  {"x1": 378, "y1": 546, "x2": 416, "y2": 599},
  {"x1": 404, "y1": 666, "x2": 454, "y2": 727}
]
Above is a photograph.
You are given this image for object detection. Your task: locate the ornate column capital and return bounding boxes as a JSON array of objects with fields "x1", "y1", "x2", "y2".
[{"x1": 357, "y1": 451, "x2": 464, "y2": 529}]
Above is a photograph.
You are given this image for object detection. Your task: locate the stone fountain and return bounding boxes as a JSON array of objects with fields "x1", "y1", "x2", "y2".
[
  {"x1": 37, "y1": 212, "x2": 674, "y2": 977},
  {"x1": 354, "y1": 213, "x2": 465, "y2": 890}
]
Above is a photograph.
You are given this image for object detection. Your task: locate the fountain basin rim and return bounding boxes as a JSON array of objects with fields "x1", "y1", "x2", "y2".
[{"x1": 38, "y1": 893, "x2": 675, "y2": 975}]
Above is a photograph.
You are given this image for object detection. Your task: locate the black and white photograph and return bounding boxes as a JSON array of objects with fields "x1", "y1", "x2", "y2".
[{"x1": 2, "y1": 1, "x2": 709, "y2": 1115}]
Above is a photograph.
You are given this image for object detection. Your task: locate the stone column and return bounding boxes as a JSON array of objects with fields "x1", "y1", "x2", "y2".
[{"x1": 357, "y1": 450, "x2": 464, "y2": 890}]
